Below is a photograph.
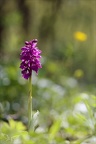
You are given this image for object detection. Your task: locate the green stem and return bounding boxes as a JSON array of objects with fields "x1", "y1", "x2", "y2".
[{"x1": 28, "y1": 75, "x2": 32, "y2": 131}]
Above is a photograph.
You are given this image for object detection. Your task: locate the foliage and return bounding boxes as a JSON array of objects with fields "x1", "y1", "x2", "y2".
[{"x1": 0, "y1": 82, "x2": 96, "y2": 143}]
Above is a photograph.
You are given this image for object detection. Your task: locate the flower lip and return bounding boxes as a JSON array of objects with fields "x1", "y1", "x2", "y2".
[{"x1": 20, "y1": 39, "x2": 42, "y2": 79}]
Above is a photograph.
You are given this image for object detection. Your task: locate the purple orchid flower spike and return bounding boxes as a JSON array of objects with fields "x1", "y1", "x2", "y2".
[{"x1": 20, "y1": 39, "x2": 42, "y2": 79}]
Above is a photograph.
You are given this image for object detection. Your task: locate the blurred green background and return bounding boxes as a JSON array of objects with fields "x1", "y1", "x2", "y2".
[{"x1": 0, "y1": 0, "x2": 96, "y2": 143}]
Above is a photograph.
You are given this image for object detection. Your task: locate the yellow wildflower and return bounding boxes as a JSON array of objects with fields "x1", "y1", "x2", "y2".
[{"x1": 74, "y1": 31, "x2": 87, "y2": 41}]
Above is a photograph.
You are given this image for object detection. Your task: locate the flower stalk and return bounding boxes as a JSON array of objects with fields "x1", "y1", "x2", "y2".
[{"x1": 28, "y1": 75, "x2": 32, "y2": 130}]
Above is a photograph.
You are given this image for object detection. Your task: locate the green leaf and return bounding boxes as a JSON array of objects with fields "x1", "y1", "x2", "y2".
[{"x1": 49, "y1": 119, "x2": 61, "y2": 140}]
